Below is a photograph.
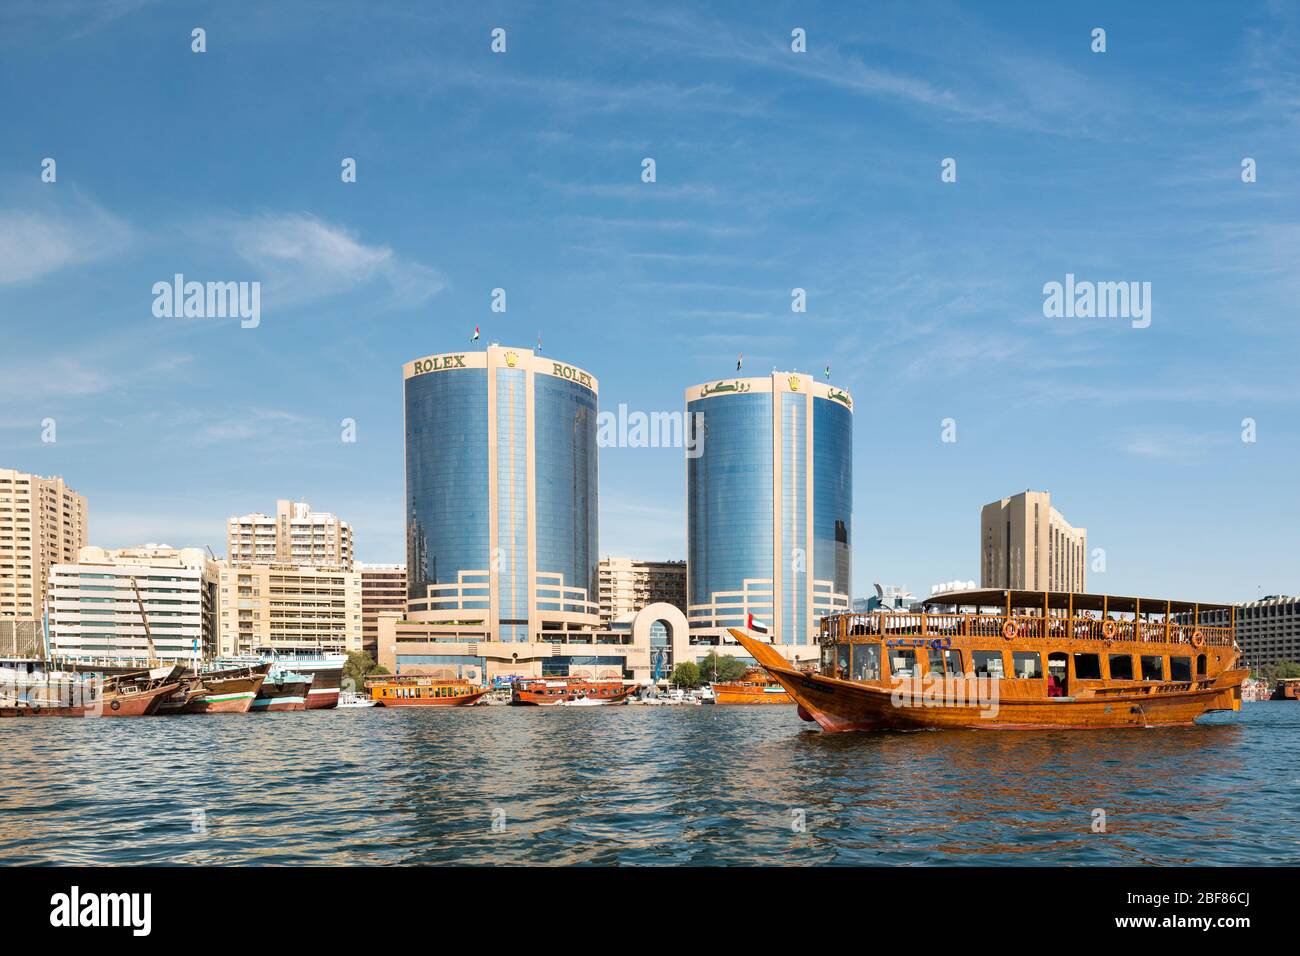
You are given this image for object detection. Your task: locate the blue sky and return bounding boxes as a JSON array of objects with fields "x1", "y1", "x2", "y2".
[{"x1": 1, "y1": 0, "x2": 1296, "y2": 605}]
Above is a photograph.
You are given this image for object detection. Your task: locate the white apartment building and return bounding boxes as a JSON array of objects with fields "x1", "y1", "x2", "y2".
[
  {"x1": 48, "y1": 545, "x2": 217, "y2": 666},
  {"x1": 227, "y1": 499, "x2": 353, "y2": 569},
  {"x1": 216, "y1": 562, "x2": 362, "y2": 657},
  {"x1": 598, "y1": 557, "x2": 686, "y2": 622},
  {"x1": 0, "y1": 468, "x2": 87, "y2": 631}
]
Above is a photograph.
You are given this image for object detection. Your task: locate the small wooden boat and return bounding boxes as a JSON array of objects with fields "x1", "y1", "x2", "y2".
[
  {"x1": 729, "y1": 589, "x2": 1245, "y2": 732},
  {"x1": 182, "y1": 664, "x2": 269, "y2": 714},
  {"x1": 1271, "y1": 678, "x2": 1300, "y2": 700},
  {"x1": 711, "y1": 670, "x2": 793, "y2": 705},
  {"x1": 510, "y1": 678, "x2": 637, "y2": 706},
  {"x1": 368, "y1": 676, "x2": 489, "y2": 707}
]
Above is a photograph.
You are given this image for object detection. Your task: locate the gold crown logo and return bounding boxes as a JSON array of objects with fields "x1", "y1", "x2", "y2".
[
  {"x1": 788, "y1": 375, "x2": 800, "y2": 391},
  {"x1": 504, "y1": 351, "x2": 518, "y2": 368}
]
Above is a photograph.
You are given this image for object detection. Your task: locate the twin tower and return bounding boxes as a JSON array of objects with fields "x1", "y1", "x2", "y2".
[{"x1": 402, "y1": 345, "x2": 852, "y2": 667}]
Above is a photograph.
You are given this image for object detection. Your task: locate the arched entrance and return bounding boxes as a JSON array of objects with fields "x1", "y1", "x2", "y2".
[{"x1": 632, "y1": 603, "x2": 690, "y2": 685}]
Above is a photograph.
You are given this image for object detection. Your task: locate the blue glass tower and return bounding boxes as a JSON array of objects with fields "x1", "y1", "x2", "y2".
[
  {"x1": 404, "y1": 346, "x2": 600, "y2": 644},
  {"x1": 685, "y1": 373, "x2": 852, "y2": 654}
]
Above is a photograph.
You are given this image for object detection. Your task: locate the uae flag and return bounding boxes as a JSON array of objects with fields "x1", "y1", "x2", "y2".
[
  {"x1": 746, "y1": 613, "x2": 769, "y2": 635},
  {"x1": 471, "y1": 325, "x2": 480, "y2": 342}
]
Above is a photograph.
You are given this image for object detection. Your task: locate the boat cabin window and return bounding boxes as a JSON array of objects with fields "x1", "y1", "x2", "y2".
[
  {"x1": 1169, "y1": 656, "x2": 1192, "y2": 682},
  {"x1": 971, "y1": 650, "x2": 1005, "y2": 679},
  {"x1": 1197, "y1": 654, "x2": 1207, "y2": 677},
  {"x1": 1012, "y1": 651, "x2": 1041, "y2": 679},
  {"x1": 887, "y1": 648, "x2": 917, "y2": 678},
  {"x1": 1108, "y1": 654, "x2": 1134, "y2": 680},
  {"x1": 1073, "y1": 653, "x2": 1102, "y2": 680},
  {"x1": 821, "y1": 645, "x2": 835, "y2": 671},
  {"x1": 1140, "y1": 655, "x2": 1164, "y2": 681},
  {"x1": 836, "y1": 644, "x2": 851, "y2": 676},
  {"x1": 852, "y1": 643, "x2": 881, "y2": 680},
  {"x1": 927, "y1": 646, "x2": 956, "y2": 677}
]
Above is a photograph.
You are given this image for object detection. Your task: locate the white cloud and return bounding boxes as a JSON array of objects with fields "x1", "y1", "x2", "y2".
[
  {"x1": 0, "y1": 199, "x2": 131, "y2": 284},
  {"x1": 214, "y1": 213, "x2": 445, "y2": 309}
]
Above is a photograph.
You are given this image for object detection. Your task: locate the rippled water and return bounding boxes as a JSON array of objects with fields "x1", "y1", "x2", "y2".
[{"x1": 2, "y1": 702, "x2": 1297, "y2": 865}]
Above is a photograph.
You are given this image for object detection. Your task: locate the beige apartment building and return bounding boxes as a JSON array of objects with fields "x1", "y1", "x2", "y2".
[
  {"x1": 226, "y1": 500, "x2": 353, "y2": 569},
  {"x1": 357, "y1": 562, "x2": 406, "y2": 660},
  {"x1": 980, "y1": 491, "x2": 1087, "y2": 592},
  {"x1": 0, "y1": 468, "x2": 87, "y2": 634},
  {"x1": 216, "y1": 562, "x2": 362, "y2": 657},
  {"x1": 598, "y1": 557, "x2": 686, "y2": 622}
]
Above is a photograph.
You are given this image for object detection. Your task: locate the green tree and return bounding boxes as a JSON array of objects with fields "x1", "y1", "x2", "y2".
[
  {"x1": 670, "y1": 661, "x2": 700, "y2": 688},
  {"x1": 342, "y1": 651, "x2": 388, "y2": 692},
  {"x1": 694, "y1": 652, "x2": 749, "y2": 683},
  {"x1": 1259, "y1": 660, "x2": 1300, "y2": 681}
]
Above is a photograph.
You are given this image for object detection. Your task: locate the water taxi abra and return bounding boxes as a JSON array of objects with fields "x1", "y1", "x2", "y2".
[{"x1": 728, "y1": 589, "x2": 1245, "y2": 732}]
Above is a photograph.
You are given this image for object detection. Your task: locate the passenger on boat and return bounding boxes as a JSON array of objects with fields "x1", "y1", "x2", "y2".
[{"x1": 1046, "y1": 673, "x2": 1064, "y2": 698}]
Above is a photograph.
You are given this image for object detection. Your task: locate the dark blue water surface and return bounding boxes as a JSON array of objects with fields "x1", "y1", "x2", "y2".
[{"x1": 2, "y1": 703, "x2": 1296, "y2": 865}]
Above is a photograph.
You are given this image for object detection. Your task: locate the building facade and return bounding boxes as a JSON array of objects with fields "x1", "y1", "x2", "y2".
[
  {"x1": 394, "y1": 345, "x2": 600, "y2": 679},
  {"x1": 48, "y1": 545, "x2": 217, "y2": 666},
  {"x1": 980, "y1": 491, "x2": 1086, "y2": 592},
  {"x1": 684, "y1": 372, "x2": 853, "y2": 663},
  {"x1": 357, "y1": 562, "x2": 406, "y2": 660},
  {"x1": 0, "y1": 468, "x2": 87, "y2": 635},
  {"x1": 215, "y1": 563, "x2": 362, "y2": 656},
  {"x1": 598, "y1": 557, "x2": 686, "y2": 622},
  {"x1": 1196, "y1": 596, "x2": 1300, "y2": 669},
  {"x1": 227, "y1": 500, "x2": 353, "y2": 569}
]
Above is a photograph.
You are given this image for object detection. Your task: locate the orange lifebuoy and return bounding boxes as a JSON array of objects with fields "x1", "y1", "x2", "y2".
[
  {"x1": 1001, "y1": 621, "x2": 1016, "y2": 641},
  {"x1": 1191, "y1": 630, "x2": 1205, "y2": 648},
  {"x1": 1102, "y1": 620, "x2": 1118, "y2": 641}
]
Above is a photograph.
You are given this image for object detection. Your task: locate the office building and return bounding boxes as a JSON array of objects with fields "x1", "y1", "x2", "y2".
[
  {"x1": 1196, "y1": 595, "x2": 1300, "y2": 669},
  {"x1": 48, "y1": 545, "x2": 217, "y2": 666},
  {"x1": 684, "y1": 371, "x2": 853, "y2": 663},
  {"x1": 980, "y1": 491, "x2": 1086, "y2": 592},
  {"x1": 357, "y1": 562, "x2": 406, "y2": 660},
  {"x1": 216, "y1": 563, "x2": 362, "y2": 657}
]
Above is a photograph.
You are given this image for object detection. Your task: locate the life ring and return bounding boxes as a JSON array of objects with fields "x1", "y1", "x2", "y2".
[
  {"x1": 110, "y1": 698, "x2": 121, "y2": 711},
  {"x1": 1191, "y1": 630, "x2": 1204, "y2": 648},
  {"x1": 1102, "y1": 620, "x2": 1118, "y2": 641},
  {"x1": 1001, "y1": 621, "x2": 1016, "y2": 641}
]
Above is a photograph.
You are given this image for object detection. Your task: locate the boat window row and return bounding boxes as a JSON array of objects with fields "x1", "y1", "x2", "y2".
[{"x1": 829, "y1": 643, "x2": 1205, "y2": 684}]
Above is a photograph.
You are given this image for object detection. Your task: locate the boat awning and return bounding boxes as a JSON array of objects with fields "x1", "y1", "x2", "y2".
[{"x1": 920, "y1": 589, "x2": 1234, "y2": 614}]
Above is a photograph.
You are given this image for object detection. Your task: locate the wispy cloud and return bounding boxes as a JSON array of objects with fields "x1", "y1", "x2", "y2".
[
  {"x1": 0, "y1": 195, "x2": 131, "y2": 284},
  {"x1": 209, "y1": 213, "x2": 445, "y2": 310}
]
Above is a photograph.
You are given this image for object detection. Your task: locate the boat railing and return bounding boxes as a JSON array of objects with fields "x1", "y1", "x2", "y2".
[{"x1": 821, "y1": 612, "x2": 1233, "y2": 648}]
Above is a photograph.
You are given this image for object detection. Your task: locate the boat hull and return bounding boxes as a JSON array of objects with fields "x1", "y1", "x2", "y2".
[
  {"x1": 183, "y1": 672, "x2": 266, "y2": 714},
  {"x1": 713, "y1": 687, "x2": 793, "y2": 705},
  {"x1": 250, "y1": 677, "x2": 311, "y2": 712},
  {"x1": 728, "y1": 629, "x2": 1245, "y2": 732},
  {"x1": 376, "y1": 688, "x2": 489, "y2": 707},
  {"x1": 0, "y1": 681, "x2": 178, "y2": 718}
]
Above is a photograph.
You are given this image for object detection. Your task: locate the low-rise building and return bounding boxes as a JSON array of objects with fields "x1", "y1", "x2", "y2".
[
  {"x1": 48, "y1": 545, "x2": 217, "y2": 666},
  {"x1": 216, "y1": 563, "x2": 362, "y2": 657}
]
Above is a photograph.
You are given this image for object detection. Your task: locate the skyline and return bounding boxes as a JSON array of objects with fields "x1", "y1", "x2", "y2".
[{"x1": 2, "y1": 1, "x2": 1299, "y2": 604}]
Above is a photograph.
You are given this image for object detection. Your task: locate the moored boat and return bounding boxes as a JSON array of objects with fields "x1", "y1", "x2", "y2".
[
  {"x1": 711, "y1": 669, "x2": 793, "y2": 705},
  {"x1": 182, "y1": 664, "x2": 269, "y2": 714},
  {"x1": 216, "y1": 651, "x2": 346, "y2": 709},
  {"x1": 729, "y1": 588, "x2": 1245, "y2": 732},
  {"x1": 368, "y1": 675, "x2": 488, "y2": 706},
  {"x1": 250, "y1": 670, "x2": 314, "y2": 712},
  {"x1": 510, "y1": 677, "x2": 638, "y2": 706},
  {"x1": 1270, "y1": 678, "x2": 1300, "y2": 700},
  {"x1": 0, "y1": 661, "x2": 179, "y2": 718}
]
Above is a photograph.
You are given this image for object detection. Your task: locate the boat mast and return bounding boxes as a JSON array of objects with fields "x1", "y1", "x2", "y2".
[{"x1": 129, "y1": 576, "x2": 160, "y2": 667}]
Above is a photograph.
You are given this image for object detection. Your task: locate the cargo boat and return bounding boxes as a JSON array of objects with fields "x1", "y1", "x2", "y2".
[
  {"x1": 250, "y1": 670, "x2": 314, "y2": 712},
  {"x1": 1, "y1": 661, "x2": 179, "y2": 718},
  {"x1": 510, "y1": 678, "x2": 637, "y2": 706},
  {"x1": 711, "y1": 670, "x2": 793, "y2": 705},
  {"x1": 368, "y1": 675, "x2": 489, "y2": 706},
  {"x1": 183, "y1": 663, "x2": 268, "y2": 714},
  {"x1": 219, "y1": 651, "x2": 346, "y2": 709},
  {"x1": 729, "y1": 589, "x2": 1245, "y2": 732}
]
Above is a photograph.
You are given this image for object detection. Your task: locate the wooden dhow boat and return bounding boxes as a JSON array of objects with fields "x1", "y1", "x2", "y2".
[
  {"x1": 181, "y1": 663, "x2": 269, "y2": 714},
  {"x1": 728, "y1": 589, "x2": 1245, "y2": 732},
  {"x1": 0, "y1": 661, "x2": 180, "y2": 718},
  {"x1": 711, "y1": 669, "x2": 793, "y2": 705},
  {"x1": 367, "y1": 675, "x2": 489, "y2": 707},
  {"x1": 510, "y1": 677, "x2": 637, "y2": 706}
]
